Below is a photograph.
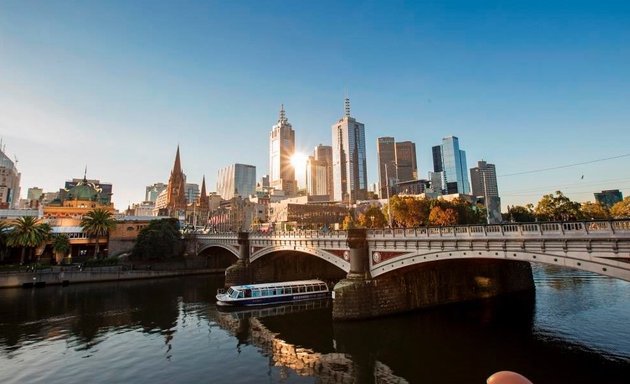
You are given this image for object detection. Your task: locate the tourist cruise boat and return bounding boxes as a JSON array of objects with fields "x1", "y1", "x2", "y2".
[{"x1": 216, "y1": 279, "x2": 330, "y2": 307}]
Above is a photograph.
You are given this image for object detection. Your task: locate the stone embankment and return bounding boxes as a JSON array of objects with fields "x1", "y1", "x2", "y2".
[{"x1": 0, "y1": 266, "x2": 223, "y2": 288}]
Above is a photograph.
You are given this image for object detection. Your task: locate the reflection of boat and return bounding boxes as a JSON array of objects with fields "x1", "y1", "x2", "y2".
[
  {"x1": 216, "y1": 279, "x2": 330, "y2": 307},
  {"x1": 217, "y1": 298, "x2": 331, "y2": 320}
]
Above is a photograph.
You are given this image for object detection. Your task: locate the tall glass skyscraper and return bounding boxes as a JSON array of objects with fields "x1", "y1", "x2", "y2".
[
  {"x1": 377, "y1": 137, "x2": 396, "y2": 199},
  {"x1": 217, "y1": 164, "x2": 256, "y2": 200},
  {"x1": 433, "y1": 136, "x2": 470, "y2": 194},
  {"x1": 332, "y1": 98, "x2": 367, "y2": 204}
]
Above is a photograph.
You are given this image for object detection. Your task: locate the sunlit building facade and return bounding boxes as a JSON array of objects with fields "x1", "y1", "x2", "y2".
[
  {"x1": 217, "y1": 163, "x2": 256, "y2": 200},
  {"x1": 0, "y1": 145, "x2": 21, "y2": 209},
  {"x1": 269, "y1": 105, "x2": 297, "y2": 196},
  {"x1": 332, "y1": 98, "x2": 367, "y2": 204},
  {"x1": 433, "y1": 136, "x2": 470, "y2": 194}
]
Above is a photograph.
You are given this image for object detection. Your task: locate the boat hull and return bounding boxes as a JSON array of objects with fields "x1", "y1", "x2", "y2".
[{"x1": 216, "y1": 291, "x2": 330, "y2": 307}]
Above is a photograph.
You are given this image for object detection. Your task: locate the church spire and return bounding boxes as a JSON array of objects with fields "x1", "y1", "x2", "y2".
[
  {"x1": 198, "y1": 175, "x2": 208, "y2": 209},
  {"x1": 172, "y1": 145, "x2": 182, "y2": 175}
]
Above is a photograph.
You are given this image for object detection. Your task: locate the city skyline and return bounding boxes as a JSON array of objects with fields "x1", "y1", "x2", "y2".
[{"x1": 1, "y1": 1, "x2": 629, "y2": 210}]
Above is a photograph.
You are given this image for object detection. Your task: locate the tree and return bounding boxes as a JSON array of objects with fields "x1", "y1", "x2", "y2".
[
  {"x1": 7, "y1": 216, "x2": 51, "y2": 264},
  {"x1": 580, "y1": 202, "x2": 610, "y2": 220},
  {"x1": 52, "y1": 234, "x2": 71, "y2": 264},
  {"x1": 0, "y1": 220, "x2": 9, "y2": 262},
  {"x1": 357, "y1": 205, "x2": 387, "y2": 228},
  {"x1": 428, "y1": 206, "x2": 458, "y2": 226},
  {"x1": 81, "y1": 209, "x2": 117, "y2": 259},
  {"x1": 535, "y1": 191, "x2": 581, "y2": 221},
  {"x1": 131, "y1": 218, "x2": 183, "y2": 261},
  {"x1": 341, "y1": 214, "x2": 356, "y2": 230},
  {"x1": 505, "y1": 205, "x2": 537, "y2": 222},
  {"x1": 610, "y1": 197, "x2": 630, "y2": 218}
]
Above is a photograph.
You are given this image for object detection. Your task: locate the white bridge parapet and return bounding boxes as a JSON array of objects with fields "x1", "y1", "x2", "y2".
[{"x1": 193, "y1": 220, "x2": 630, "y2": 282}]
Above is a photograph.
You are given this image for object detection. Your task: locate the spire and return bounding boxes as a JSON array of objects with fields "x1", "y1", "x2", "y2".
[
  {"x1": 83, "y1": 165, "x2": 88, "y2": 182},
  {"x1": 200, "y1": 175, "x2": 207, "y2": 199},
  {"x1": 173, "y1": 145, "x2": 182, "y2": 174},
  {"x1": 344, "y1": 97, "x2": 351, "y2": 117},
  {"x1": 279, "y1": 104, "x2": 287, "y2": 123}
]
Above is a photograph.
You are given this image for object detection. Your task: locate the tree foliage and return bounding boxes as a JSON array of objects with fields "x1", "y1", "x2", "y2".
[
  {"x1": 428, "y1": 206, "x2": 458, "y2": 226},
  {"x1": 81, "y1": 209, "x2": 117, "y2": 258},
  {"x1": 534, "y1": 191, "x2": 581, "y2": 221},
  {"x1": 357, "y1": 205, "x2": 387, "y2": 228},
  {"x1": 341, "y1": 215, "x2": 356, "y2": 230},
  {"x1": 610, "y1": 197, "x2": 630, "y2": 218},
  {"x1": 505, "y1": 205, "x2": 536, "y2": 222},
  {"x1": 131, "y1": 218, "x2": 183, "y2": 261},
  {"x1": 580, "y1": 202, "x2": 610, "y2": 220},
  {"x1": 7, "y1": 216, "x2": 51, "y2": 264}
]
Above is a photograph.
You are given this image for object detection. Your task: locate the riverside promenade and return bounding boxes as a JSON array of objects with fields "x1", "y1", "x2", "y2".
[{"x1": 0, "y1": 266, "x2": 223, "y2": 288}]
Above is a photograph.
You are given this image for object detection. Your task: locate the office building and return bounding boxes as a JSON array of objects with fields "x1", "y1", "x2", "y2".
[
  {"x1": 470, "y1": 160, "x2": 501, "y2": 223},
  {"x1": 395, "y1": 141, "x2": 417, "y2": 182},
  {"x1": 185, "y1": 183, "x2": 199, "y2": 204},
  {"x1": 217, "y1": 163, "x2": 256, "y2": 200},
  {"x1": 332, "y1": 98, "x2": 368, "y2": 204},
  {"x1": 145, "y1": 182, "x2": 167, "y2": 203},
  {"x1": 307, "y1": 144, "x2": 333, "y2": 199},
  {"x1": 377, "y1": 137, "x2": 396, "y2": 199},
  {"x1": 269, "y1": 105, "x2": 297, "y2": 196},
  {"x1": 432, "y1": 136, "x2": 470, "y2": 194},
  {"x1": 594, "y1": 189, "x2": 623, "y2": 208}
]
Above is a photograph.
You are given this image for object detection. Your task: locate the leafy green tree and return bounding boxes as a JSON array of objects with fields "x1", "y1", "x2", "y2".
[
  {"x1": 52, "y1": 234, "x2": 71, "y2": 264},
  {"x1": 580, "y1": 202, "x2": 610, "y2": 220},
  {"x1": 357, "y1": 205, "x2": 387, "y2": 228},
  {"x1": 7, "y1": 216, "x2": 51, "y2": 264},
  {"x1": 81, "y1": 208, "x2": 117, "y2": 258},
  {"x1": 131, "y1": 218, "x2": 183, "y2": 261},
  {"x1": 535, "y1": 191, "x2": 581, "y2": 221},
  {"x1": 610, "y1": 197, "x2": 630, "y2": 218},
  {"x1": 505, "y1": 205, "x2": 537, "y2": 222}
]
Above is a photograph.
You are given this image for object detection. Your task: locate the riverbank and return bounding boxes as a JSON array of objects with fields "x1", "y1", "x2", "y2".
[{"x1": 0, "y1": 267, "x2": 224, "y2": 288}]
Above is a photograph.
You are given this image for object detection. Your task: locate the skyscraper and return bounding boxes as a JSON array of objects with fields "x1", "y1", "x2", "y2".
[
  {"x1": 395, "y1": 141, "x2": 417, "y2": 182},
  {"x1": 332, "y1": 98, "x2": 368, "y2": 204},
  {"x1": 217, "y1": 164, "x2": 256, "y2": 200},
  {"x1": 269, "y1": 105, "x2": 297, "y2": 196},
  {"x1": 432, "y1": 136, "x2": 470, "y2": 194},
  {"x1": 307, "y1": 144, "x2": 333, "y2": 199},
  {"x1": 470, "y1": 160, "x2": 501, "y2": 223},
  {"x1": 145, "y1": 182, "x2": 167, "y2": 202},
  {"x1": 377, "y1": 137, "x2": 396, "y2": 199}
]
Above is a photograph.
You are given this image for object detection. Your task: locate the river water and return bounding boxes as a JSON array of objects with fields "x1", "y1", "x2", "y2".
[{"x1": 0, "y1": 264, "x2": 628, "y2": 384}]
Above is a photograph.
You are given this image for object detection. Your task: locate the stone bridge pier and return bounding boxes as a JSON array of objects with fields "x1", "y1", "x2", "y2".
[
  {"x1": 224, "y1": 232, "x2": 252, "y2": 286},
  {"x1": 332, "y1": 228, "x2": 534, "y2": 320}
]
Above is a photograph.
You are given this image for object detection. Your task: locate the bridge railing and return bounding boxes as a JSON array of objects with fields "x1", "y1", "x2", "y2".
[{"x1": 367, "y1": 219, "x2": 630, "y2": 239}]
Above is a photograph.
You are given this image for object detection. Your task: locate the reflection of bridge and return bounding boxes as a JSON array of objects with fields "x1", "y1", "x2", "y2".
[{"x1": 191, "y1": 220, "x2": 630, "y2": 319}]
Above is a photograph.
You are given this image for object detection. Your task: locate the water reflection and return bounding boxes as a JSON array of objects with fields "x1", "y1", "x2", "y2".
[{"x1": 0, "y1": 270, "x2": 628, "y2": 384}]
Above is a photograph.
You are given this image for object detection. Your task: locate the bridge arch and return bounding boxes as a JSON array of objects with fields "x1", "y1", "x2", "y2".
[
  {"x1": 250, "y1": 247, "x2": 348, "y2": 283},
  {"x1": 369, "y1": 248, "x2": 630, "y2": 282},
  {"x1": 251, "y1": 246, "x2": 350, "y2": 273}
]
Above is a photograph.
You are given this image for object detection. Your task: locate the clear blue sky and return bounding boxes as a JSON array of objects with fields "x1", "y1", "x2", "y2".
[{"x1": 1, "y1": 1, "x2": 629, "y2": 210}]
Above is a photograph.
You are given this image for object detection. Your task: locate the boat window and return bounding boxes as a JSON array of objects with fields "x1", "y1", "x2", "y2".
[
  {"x1": 227, "y1": 288, "x2": 234, "y2": 295},
  {"x1": 307, "y1": 285, "x2": 313, "y2": 292},
  {"x1": 252, "y1": 289, "x2": 260, "y2": 297},
  {"x1": 286, "y1": 287, "x2": 293, "y2": 294},
  {"x1": 277, "y1": 288, "x2": 283, "y2": 295},
  {"x1": 245, "y1": 289, "x2": 252, "y2": 298},
  {"x1": 238, "y1": 291, "x2": 244, "y2": 298},
  {"x1": 299, "y1": 286, "x2": 305, "y2": 293},
  {"x1": 262, "y1": 289, "x2": 270, "y2": 296}
]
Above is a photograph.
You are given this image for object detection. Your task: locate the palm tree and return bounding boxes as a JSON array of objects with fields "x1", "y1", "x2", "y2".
[
  {"x1": 0, "y1": 220, "x2": 10, "y2": 262},
  {"x1": 80, "y1": 209, "x2": 116, "y2": 259},
  {"x1": 52, "y1": 234, "x2": 71, "y2": 264},
  {"x1": 7, "y1": 216, "x2": 51, "y2": 264}
]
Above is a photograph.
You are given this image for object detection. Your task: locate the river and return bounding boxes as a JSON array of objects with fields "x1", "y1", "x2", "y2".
[{"x1": 0, "y1": 264, "x2": 628, "y2": 383}]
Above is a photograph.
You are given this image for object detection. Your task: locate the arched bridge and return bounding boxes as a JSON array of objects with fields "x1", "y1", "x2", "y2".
[{"x1": 192, "y1": 220, "x2": 630, "y2": 282}]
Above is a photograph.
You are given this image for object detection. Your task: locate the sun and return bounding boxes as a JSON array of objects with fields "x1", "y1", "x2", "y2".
[{"x1": 290, "y1": 152, "x2": 308, "y2": 169}]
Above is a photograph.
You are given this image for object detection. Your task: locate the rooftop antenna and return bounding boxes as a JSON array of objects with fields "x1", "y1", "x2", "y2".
[
  {"x1": 84, "y1": 165, "x2": 88, "y2": 181},
  {"x1": 344, "y1": 96, "x2": 351, "y2": 117},
  {"x1": 279, "y1": 104, "x2": 287, "y2": 123}
]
